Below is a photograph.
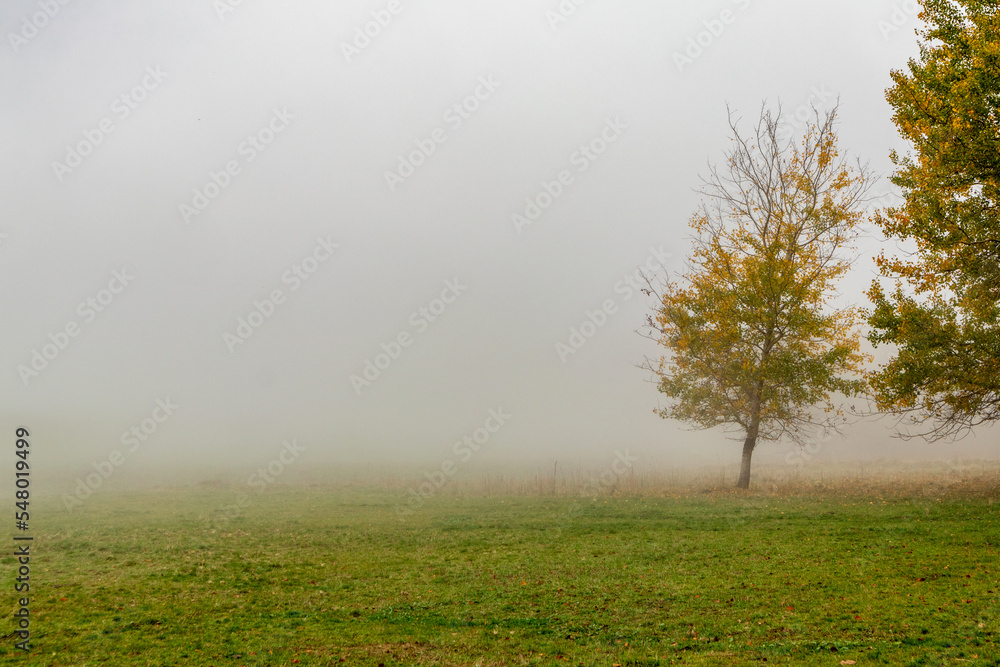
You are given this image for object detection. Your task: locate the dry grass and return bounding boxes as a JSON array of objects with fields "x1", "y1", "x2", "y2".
[{"x1": 289, "y1": 459, "x2": 1000, "y2": 502}]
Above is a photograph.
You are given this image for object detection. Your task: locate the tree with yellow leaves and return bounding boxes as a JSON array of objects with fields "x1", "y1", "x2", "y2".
[
  {"x1": 868, "y1": 0, "x2": 1000, "y2": 439},
  {"x1": 644, "y1": 104, "x2": 874, "y2": 488}
]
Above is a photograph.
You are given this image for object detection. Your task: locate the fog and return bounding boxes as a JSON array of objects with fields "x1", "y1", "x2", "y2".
[{"x1": 2, "y1": 0, "x2": 997, "y2": 495}]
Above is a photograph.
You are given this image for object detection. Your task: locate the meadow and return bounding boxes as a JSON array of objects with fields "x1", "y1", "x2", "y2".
[{"x1": 3, "y1": 463, "x2": 999, "y2": 666}]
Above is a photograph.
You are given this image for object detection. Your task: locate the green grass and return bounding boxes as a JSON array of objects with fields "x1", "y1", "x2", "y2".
[{"x1": 4, "y1": 483, "x2": 1000, "y2": 665}]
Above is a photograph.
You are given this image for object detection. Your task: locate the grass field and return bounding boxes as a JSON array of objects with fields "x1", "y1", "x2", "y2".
[{"x1": 4, "y1": 467, "x2": 1000, "y2": 666}]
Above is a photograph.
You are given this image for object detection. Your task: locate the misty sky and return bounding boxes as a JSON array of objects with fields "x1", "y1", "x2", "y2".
[{"x1": 2, "y1": 0, "x2": 996, "y2": 489}]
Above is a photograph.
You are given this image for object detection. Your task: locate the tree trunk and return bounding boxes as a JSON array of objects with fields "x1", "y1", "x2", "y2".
[
  {"x1": 736, "y1": 400, "x2": 762, "y2": 489},
  {"x1": 736, "y1": 432, "x2": 756, "y2": 489}
]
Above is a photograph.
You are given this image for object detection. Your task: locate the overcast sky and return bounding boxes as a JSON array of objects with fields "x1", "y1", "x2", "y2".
[{"x1": 2, "y1": 0, "x2": 996, "y2": 490}]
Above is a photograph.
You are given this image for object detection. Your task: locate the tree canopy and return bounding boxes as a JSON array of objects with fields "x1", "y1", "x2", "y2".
[
  {"x1": 867, "y1": 0, "x2": 1000, "y2": 438},
  {"x1": 646, "y1": 105, "x2": 873, "y2": 488}
]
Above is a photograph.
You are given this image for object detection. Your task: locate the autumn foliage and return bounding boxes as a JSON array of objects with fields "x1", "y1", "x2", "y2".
[
  {"x1": 646, "y1": 105, "x2": 873, "y2": 488},
  {"x1": 867, "y1": 0, "x2": 1000, "y2": 438}
]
